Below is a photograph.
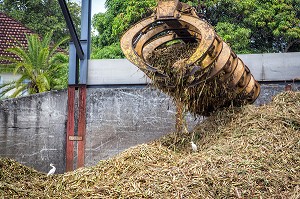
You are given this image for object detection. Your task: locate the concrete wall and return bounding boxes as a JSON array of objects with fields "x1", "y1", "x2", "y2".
[
  {"x1": 84, "y1": 87, "x2": 197, "y2": 167},
  {"x1": 0, "y1": 83, "x2": 299, "y2": 173},
  {"x1": 0, "y1": 87, "x2": 198, "y2": 173},
  {"x1": 87, "y1": 52, "x2": 300, "y2": 85},
  {"x1": 239, "y1": 52, "x2": 300, "y2": 81},
  {"x1": 254, "y1": 83, "x2": 300, "y2": 105},
  {"x1": 0, "y1": 91, "x2": 67, "y2": 173}
]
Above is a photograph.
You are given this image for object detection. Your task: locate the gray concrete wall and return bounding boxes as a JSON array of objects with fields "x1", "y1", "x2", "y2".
[
  {"x1": 0, "y1": 91, "x2": 67, "y2": 173},
  {"x1": 84, "y1": 87, "x2": 198, "y2": 167},
  {"x1": 0, "y1": 87, "x2": 196, "y2": 173},
  {"x1": 255, "y1": 83, "x2": 300, "y2": 105},
  {"x1": 0, "y1": 83, "x2": 299, "y2": 173}
]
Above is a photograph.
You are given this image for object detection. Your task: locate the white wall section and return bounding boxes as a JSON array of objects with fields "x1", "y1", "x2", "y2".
[{"x1": 88, "y1": 52, "x2": 300, "y2": 85}]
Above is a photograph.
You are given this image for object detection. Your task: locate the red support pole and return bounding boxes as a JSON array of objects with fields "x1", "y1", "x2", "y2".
[
  {"x1": 77, "y1": 85, "x2": 87, "y2": 168},
  {"x1": 66, "y1": 86, "x2": 75, "y2": 172}
]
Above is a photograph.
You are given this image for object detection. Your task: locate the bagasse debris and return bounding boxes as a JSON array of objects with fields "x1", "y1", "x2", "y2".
[
  {"x1": 1, "y1": 92, "x2": 300, "y2": 198},
  {"x1": 147, "y1": 42, "x2": 251, "y2": 116}
]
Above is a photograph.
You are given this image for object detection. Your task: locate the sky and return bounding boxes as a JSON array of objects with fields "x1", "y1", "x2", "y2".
[
  {"x1": 70, "y1": 0, "x2": 107, "y2": 34},
  {"x1": 71, "y1": 0, "x2": 107, "y2": 17}
]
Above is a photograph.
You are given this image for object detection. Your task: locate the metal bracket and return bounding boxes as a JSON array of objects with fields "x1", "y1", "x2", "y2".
[{"x1": 156, "y1": 0, "x2": 180, "y2": 19}]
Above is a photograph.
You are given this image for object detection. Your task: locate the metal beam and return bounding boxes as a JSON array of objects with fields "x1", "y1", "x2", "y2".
[
  {"x1": 66, "y1": 86, "x2": 76, "y2": 172},
  {"x1": 79, "y1": 0, "x2": 92, "y2": 84},
  {"x1": 58, "y1": 0, "x2": 84, "y2": 60},
  {"x1": 68, "y1": 42, "x2": 79, "y2": 85},
  {"x1": 77, "y1": 85, "x2": 87, "y2": 168}
]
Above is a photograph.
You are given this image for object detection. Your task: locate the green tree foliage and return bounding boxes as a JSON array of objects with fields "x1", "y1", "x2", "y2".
[
  {"x1": 92, "y1": 0, "x2": 299, "y2": 58},
  {"x1": 188, "y1": 0, "x2": 300, "y2": 53},
  {"x1": 0, "y1": 32, "x2": 69, "y2": 98},
  {"x1": 215, "y1": 22, "x2": 252, "y2": 53},
  {"x1": 93, "y1": 0, "x2": 156, "y2": 47},
  {"x1": 246, "y1": 0, "x2": 300, "y2": 52},
  {"x1": 91, "y1": 0, "x2": 157, "y2": 58},
  {"x1": 0, "y1": 0, "x2": 81, "y2": 45},
  {"x1": 91, "y1": 42, "x2": 124, "y2": 59}
]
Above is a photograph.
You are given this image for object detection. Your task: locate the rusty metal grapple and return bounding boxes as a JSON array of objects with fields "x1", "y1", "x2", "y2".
[{"x1": 120, "y1": 0, "x2": 260, "y2": 116}]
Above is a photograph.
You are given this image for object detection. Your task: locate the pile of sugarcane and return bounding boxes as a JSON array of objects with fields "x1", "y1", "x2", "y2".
[{"x1": 1, "y1": 91, "x2": 299, "y2": 198}]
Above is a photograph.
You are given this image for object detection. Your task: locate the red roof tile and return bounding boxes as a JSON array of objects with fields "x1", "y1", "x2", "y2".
[{"x1": 0, "y1": 12, "x2": 34, "y2": 64}]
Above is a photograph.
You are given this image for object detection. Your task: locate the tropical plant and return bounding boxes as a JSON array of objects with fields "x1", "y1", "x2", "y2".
[{"x1": 0, "y1": 32, "x2": 69, "y2": 99}]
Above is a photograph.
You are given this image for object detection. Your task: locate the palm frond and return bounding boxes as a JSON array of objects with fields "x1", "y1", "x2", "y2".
[
  {"x1": 15, "y1": 75, "x2": 30, "y2": 87},
  {"x1": 48, "y1": 54, "x2": 68, "y2": 73},
  {"x1": 37, "y1": 48, "x2": 49, "y2": 70},
  {"x1": 0, "y1": 55, "x2": 18, "y2": 64},
  {"x1": 6, "y1": 47, "x2": 31, "y2": 65},
  {"x1": 27, "y1": 34, "x2": 40, "y2": 67},
  {"x1": 0, "y1": 80, "x2": 16, "y2": 89},
  {"x1": 13, "y1": 62, "x2": 26, "y2": 75},
  {"x1": 0, "y1": 81, "x2": 17, "y2": 98},
  {"x1": 49, "y1": 36, "x2": 69, "y2": 57},
  {"x1": 11, "y1": 83, "x2": 28, "y2": 98},
  {"x1": 41, "y1": 32, "x2": 53, "y2": 48},
  {"x1": 36, "y1": 73, "x2": 50, "y2": 92},
  {"x1": 0, "y1": 62, "x2": 18, "y2": 73},
  {"x1": 50, "y1": 53, "x2": 69, "y2": 64},
  {"x1": 8, "y1": 35, "x2": 24, "y2": 48}
]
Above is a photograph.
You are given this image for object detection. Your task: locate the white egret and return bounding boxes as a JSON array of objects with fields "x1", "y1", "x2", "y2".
[
  {"x1": 47, "y1": 163, "x2": 56, "y2": 176},
  {"x1": 190, "y1": 141, "x2": 197, "y2": 152}
]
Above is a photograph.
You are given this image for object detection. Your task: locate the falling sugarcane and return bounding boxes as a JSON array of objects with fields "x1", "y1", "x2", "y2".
[{"x1": 120, "y1": 0, "x2": 260, "y2": 132}]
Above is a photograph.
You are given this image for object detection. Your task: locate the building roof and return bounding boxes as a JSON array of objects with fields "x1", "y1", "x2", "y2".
[{"x1": 0, "y1": 12, "x2": 34, "y2": 64}]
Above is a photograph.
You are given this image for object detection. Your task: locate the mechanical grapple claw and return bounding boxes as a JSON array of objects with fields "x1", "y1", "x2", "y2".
[{"x1": 121, "y1": 0, "x2": 260, "y2": 116}]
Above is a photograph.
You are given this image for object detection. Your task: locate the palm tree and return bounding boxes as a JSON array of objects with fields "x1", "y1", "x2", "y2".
[{"x1": 0, "y1": 32, "x2": 69, "y2": 98}]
